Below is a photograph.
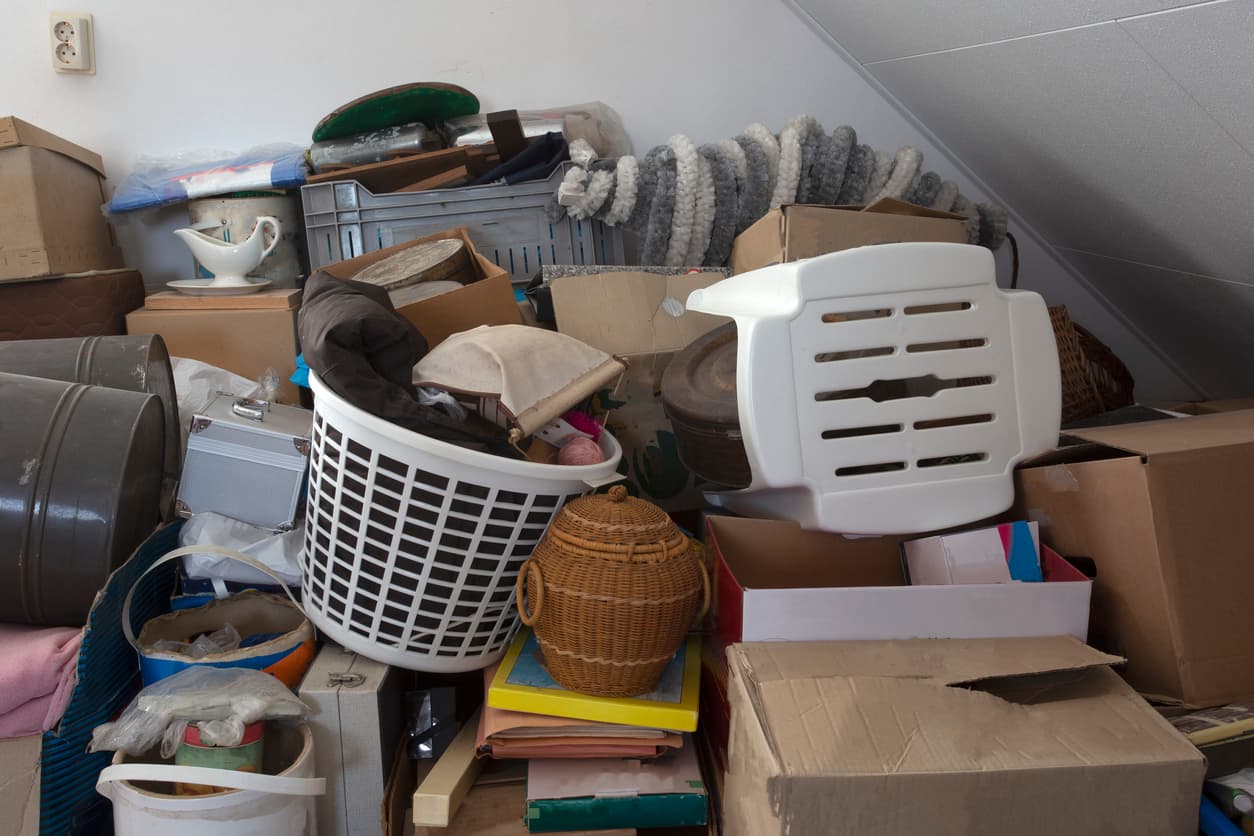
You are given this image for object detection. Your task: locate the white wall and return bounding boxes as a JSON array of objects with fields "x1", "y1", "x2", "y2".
[{"x1": 1, "y1": 0, "x2": 1197, "y2": 400}]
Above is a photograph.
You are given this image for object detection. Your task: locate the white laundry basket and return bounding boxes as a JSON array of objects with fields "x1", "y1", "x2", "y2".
[
  {"x1": 303, "y1": 371, "x2": 623, "y2": 672},
  {"x1": 685, "y1": 242, "x2": 1060, "y2": 535}
]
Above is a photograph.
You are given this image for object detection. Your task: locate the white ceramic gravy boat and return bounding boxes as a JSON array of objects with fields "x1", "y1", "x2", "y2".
[{"x1": 174, "y1": 216, "x2": 280, "y2": 286}]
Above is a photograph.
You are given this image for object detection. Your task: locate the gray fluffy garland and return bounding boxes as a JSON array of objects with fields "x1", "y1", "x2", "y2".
[
  {"x1": 836, "y1": 144, "x2": 874, "y2": 205},
  {"x1": 551, "y1": 115, "x2": 1009, "y2": 265},
  {"x1": 700, "y1": 144, "x2": 738, "y2": 267}
]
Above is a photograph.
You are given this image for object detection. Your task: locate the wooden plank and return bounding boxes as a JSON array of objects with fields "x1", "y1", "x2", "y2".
[
  {"x1": 412, "y1": 707, "x2": 483, "y2": 828},
  {"x1": 487, "y1": 110, "x2": 528, "y2": 162},
  {"x1": 142, "y1": 288, "x2": 302, "y2": 310},
  {"x1": 307, "y1": 148, "x2": 468, "y2": 193},
  {"x1": 395, "y1": 166, "x2": 469, "y2": 193}
]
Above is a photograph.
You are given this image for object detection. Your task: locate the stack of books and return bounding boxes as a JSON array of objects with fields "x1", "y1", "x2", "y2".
[{"x1": 479, "y1": 629, "x2": 707, "y2": 834}]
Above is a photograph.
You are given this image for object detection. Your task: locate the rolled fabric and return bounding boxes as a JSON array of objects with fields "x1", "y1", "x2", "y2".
[
  {"x1": 664, "y1": 135, "x2": 701, "y2": 267},
  {"x1": 864, "y1": 149, "x2": 894, "y2": 202},
  {"x1": 744, "y1": 123, "x2": 780, "y2": 198},
  {"x1": 817, "y1": 126, "x2": 856, "y2": 204},
  {"x1": 734, "y1": 134, "x2": 772, "y2": 233},
  {"x1": 568, "y1": 138, "x2": 598, "y2": 169},
  {"x1": 570, "y1": 168, "x2": 614, "y2": 220},
  {"x1": 770, "y1": 124, "x2": 803, "y2": 210},
  {"x1": 875, "y1": 147, "x2": 922, "y2": 202},
  {"x1": 685, "y1": 154, "x2": 717, "y2": 265},
  {"x1": 718, "y1": 138, "x2": 747, "y2": 194},
  {"x1": 910, "y1": 171, "x2": 942, "y2": 207},
  {"x1": 930, "y1": 179, "x2": 959, "y2": 212},
  {"x1": 951, "y1": 194, "x2": 981, "y2": 244},
  {"x1": 628, "y1": 145, "x2": 667, "y2": 233},
  {"x1": 836, "y1": 144, "x2": 874, "y2": 205},
  {"x1": 641, "y1": 152, "x2": 677, "y2": 265},
  {"x1": 699, "y1": 144, "x2": 738, "y2": 267},
  {"x1": 600, "y1": 155, "x2": 639, "y2": 225},
  {"x1": 977, "y1": 202, "x2": 1009, "y2": 250}
]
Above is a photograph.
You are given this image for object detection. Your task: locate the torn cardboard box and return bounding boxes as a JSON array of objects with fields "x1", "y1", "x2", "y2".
[
  {"x1": 730, "y1": 197, "x2": 966, "y2": 275},
  {"x1": 0, "y1": 734, "x2": 41, "y2": 836},
  {"x1": 1016, "y1": 409, "x2": 1254, "y2": 707},
  {"x1": 723, "y1": 636, "x2": 1204, "y2": 836},
  {"x1": 550, "y1": 268, "x2": 728, "y2": 511},
  {"x1": 319, "y1": 227, "x2": 520, "y2": 348},
  {"x1": 0, "y1": 117, "x2": 122, "y2": 282}
]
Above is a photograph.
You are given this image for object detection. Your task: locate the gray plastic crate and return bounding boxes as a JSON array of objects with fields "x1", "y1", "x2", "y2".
[{"x1": 301, "y1": 163, "x2": 625, "y2": 282}]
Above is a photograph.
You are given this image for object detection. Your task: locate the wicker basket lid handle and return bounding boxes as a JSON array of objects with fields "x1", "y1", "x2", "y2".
[{"x1": 607, "y1": 485, "x2": 629, "y2": 502}]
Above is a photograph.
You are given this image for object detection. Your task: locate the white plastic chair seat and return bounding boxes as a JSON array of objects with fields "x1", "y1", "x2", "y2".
[{"x1": 685, "y1": 242, "x2": 1060, "y2": 534}]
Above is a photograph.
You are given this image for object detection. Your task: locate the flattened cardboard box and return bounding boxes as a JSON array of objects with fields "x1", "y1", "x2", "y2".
[
  {"x1": 723, "y1": 637, "x2": 1203, "y2": 836},
  {"x1": 1016, "y1": 410, "x2": 1254, "y2": 706},
  {"x1": 0, "y1": 734, "x2": 40, "y2": 836},
  {"x1": 0, "y1": 116, "x2": 122, "y2": 281},
  {"x1": 550, "y1": 269, "x2": 729, "y2": 511},
  {"x1": 730, "y1": 198, "x2": 966, "y2": 275}
]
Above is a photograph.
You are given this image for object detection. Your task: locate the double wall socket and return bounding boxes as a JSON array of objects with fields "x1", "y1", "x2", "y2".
[{"x1": 51, "y1": 13, "x2": 93, "y2": 74}]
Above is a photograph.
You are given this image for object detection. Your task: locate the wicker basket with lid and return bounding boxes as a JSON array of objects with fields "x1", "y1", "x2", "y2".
[{"x1": 516, "y1": 485, "x2": 708, "y2": 697}]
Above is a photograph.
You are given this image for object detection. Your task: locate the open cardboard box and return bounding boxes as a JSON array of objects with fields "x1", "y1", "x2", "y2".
[
  {"x1": 550, "y1": 268, "x2": 729, "y2": 511},
  {"x1": 721, "y1": 637, "x2": 1204, "y2": 836},
  {"x1": 1016, "y1": 409, "x2": 1254, "y2": 707},
  {"x1": 319, "y1": 227, "x2": 521, "y2": 347},
  {"x1": 730, "y1": 197, "x2": 967, "y2": 274}
]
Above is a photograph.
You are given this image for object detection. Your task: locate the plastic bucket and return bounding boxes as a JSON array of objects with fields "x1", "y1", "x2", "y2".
[
  {"x1": 0, "y1": 335, "x2": 181, "y2": 519},
  {"x1": 124, "y1": 546, "x2": 316, "y2": 688},
  {"x1": 0, "y1": 372, "x2": 164, "y2": 626},
  {"x1": 97, "y1": 722, "x2": 324, "y2": 836}
]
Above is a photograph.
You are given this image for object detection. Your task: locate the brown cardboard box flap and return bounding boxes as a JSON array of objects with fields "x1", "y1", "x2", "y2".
[
  {"x1": 549, "y1": 270, "x2": 728, "y2": 356},
  {"x1": 730, "y1": 637, "x2": 1193, "y2": 779},
  {"x1": 1066, "y1": 409, "x2": 1254, "y2": 458},
  {"x1": 0, "y1": 116, "x2": 105, "y2": 176}
]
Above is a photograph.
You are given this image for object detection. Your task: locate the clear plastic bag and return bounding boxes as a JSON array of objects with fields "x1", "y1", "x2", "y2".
[
  {"x1": 89, "y1": 667, "x2": 308, "y2": 756},
  {"x1": 444, "y1": 101, "x2": 632, "y2": 158},
  {"x1": 151, "y1": 623, "x2": 242, "y2": 659},
  {"x1": 178, "y1": 512, "x2": 303, "y2": 589}
]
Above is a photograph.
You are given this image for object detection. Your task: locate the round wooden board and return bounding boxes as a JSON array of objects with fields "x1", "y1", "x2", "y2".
[
  {"x1": 352, "y1": 239, "x2": 473, "y2": 291},
  {"x1": 312, "y1": 83, "x2": 479, "y2": 143},
  {"x1": 388, "y1": 280, "x2": 464, "y2": 308}
]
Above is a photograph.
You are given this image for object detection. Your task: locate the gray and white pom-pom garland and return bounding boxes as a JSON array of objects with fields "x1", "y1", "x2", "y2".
[{"x1": 549, "y1": 115, "x2": 1008, "y2": 267}]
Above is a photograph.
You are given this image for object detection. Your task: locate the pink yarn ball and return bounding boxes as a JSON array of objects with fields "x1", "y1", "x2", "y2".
[{"x1": 557, "y1": 436, "x2": 605, "y2": 466}]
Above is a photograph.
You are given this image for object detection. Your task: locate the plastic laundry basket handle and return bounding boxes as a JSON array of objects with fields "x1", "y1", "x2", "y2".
[
  {"x1": 97, "y1": 763, "x2": 325, "y2": 797},
  {"x1": 515, "y1": 559, "x2": 544, "y2": 626},
  {"x1": 122, "y1": 545, "x2": 305, "y2": 650}
]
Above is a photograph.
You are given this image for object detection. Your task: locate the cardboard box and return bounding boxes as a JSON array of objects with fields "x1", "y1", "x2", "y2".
[
  {"x1": 707, "y1": 515, "x2": 1091, "y2": 648},
  {"x1": 127, "y1": 305, "x2": 300, "y2": 403},
  {"x1": 730, "y1": 197, "x2": 966, "y2": 275},
  {"x1": 1015, "y1": 410, "x2": 1254, "y2": 706},
  {"x1": 319, "y1": 227, "x2": 520, "y2": 347},
  {"x1": 0, "y1": 735, "x2": 40, "y2": 836},
  {"x1": 550, "y1": 268, "x2": 729, "y2": 511},
  {"x1": 1170, "y1": 398, "x2": 1254, "y2": 415},
  {"x1": 300, "y1": 644, "x2": 410, "y2": 836},
  {"x1": 722, "y1": 637, "x2": 1205, "y2": 836},
  {"x1": 0, "y1": 116, "x2": 122, "y2": 281}
]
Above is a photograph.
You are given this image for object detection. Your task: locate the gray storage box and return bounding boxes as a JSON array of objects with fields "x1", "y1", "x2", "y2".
[
  {"x1": 176, "y1": 394, "x2": 312, "y2": 529},
  {"x1": 299, "y1": 643, "x2": 407, "y2": 836}
]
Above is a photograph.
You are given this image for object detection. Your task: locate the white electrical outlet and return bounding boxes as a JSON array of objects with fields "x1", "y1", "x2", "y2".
[{"x1": 50, "y1": 13, "x2": 93, "y2": 74}]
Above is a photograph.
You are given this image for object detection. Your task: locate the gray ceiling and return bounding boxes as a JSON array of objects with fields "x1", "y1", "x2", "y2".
[{"x1": 795, "y1": 0, "x2": 1254, "y2": 399}]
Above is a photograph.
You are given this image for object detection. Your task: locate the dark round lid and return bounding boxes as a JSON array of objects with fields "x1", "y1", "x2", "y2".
[{"x1": 661, "y1": 322, "x2": 739, "y2": 427}]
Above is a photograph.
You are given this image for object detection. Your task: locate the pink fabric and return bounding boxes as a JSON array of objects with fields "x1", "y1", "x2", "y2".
[{"x1": 0, "y1": 624, "x2": 83, "y2": 738}]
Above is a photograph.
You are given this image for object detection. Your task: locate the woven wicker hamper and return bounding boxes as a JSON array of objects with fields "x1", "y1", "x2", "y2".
[{"x1": 516, "y1": 485, "x2": 708, "y2": 697}]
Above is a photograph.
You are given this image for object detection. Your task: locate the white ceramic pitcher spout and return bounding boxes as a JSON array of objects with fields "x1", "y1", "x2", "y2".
[{"x1": 174, "y1": 215, "x2": 281, "y2": 286}]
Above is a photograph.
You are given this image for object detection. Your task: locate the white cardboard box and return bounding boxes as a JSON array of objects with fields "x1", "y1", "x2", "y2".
[
  {"x1": 300, "y1": 644, "x2": 408, "y2": 836},
  {"x1": 707, "y1": 515, "x2": 1091, "y2": 646}
]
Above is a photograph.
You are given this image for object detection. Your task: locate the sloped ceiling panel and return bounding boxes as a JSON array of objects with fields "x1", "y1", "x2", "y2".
[{"x1": 796, "y1": 0, "x2": 1254, "y2": 399}]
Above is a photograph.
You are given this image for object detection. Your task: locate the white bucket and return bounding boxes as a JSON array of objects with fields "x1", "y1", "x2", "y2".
[{"x1": 97, "y1": 723, "x2": 325, "y2": 836}]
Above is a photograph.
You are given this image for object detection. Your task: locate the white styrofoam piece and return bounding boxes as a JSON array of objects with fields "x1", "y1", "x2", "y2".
[
  {"x1": 1121, "y1": 1, "x2": 1254, "y2": 158},
  {"x1": 738, "y1": 574, "x2": 1090, "y2": 643},
  {"x1": 868, "y1": 21, "x2": 1254, "y2": 284},
  {"x1": 686, "y1": 243, "x2": 1060, "y2": 535},
  {"x1": 795, "y1": 0, "x2": 1196, "y2": 63},
  {"x1": 1059, "y1": 248, "x2": 1254, "y2": 399}
]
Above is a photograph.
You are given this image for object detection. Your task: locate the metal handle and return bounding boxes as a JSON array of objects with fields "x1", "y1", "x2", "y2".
[{"x1": 233, "y1": 398, "x2": 269, "y2": 422}]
